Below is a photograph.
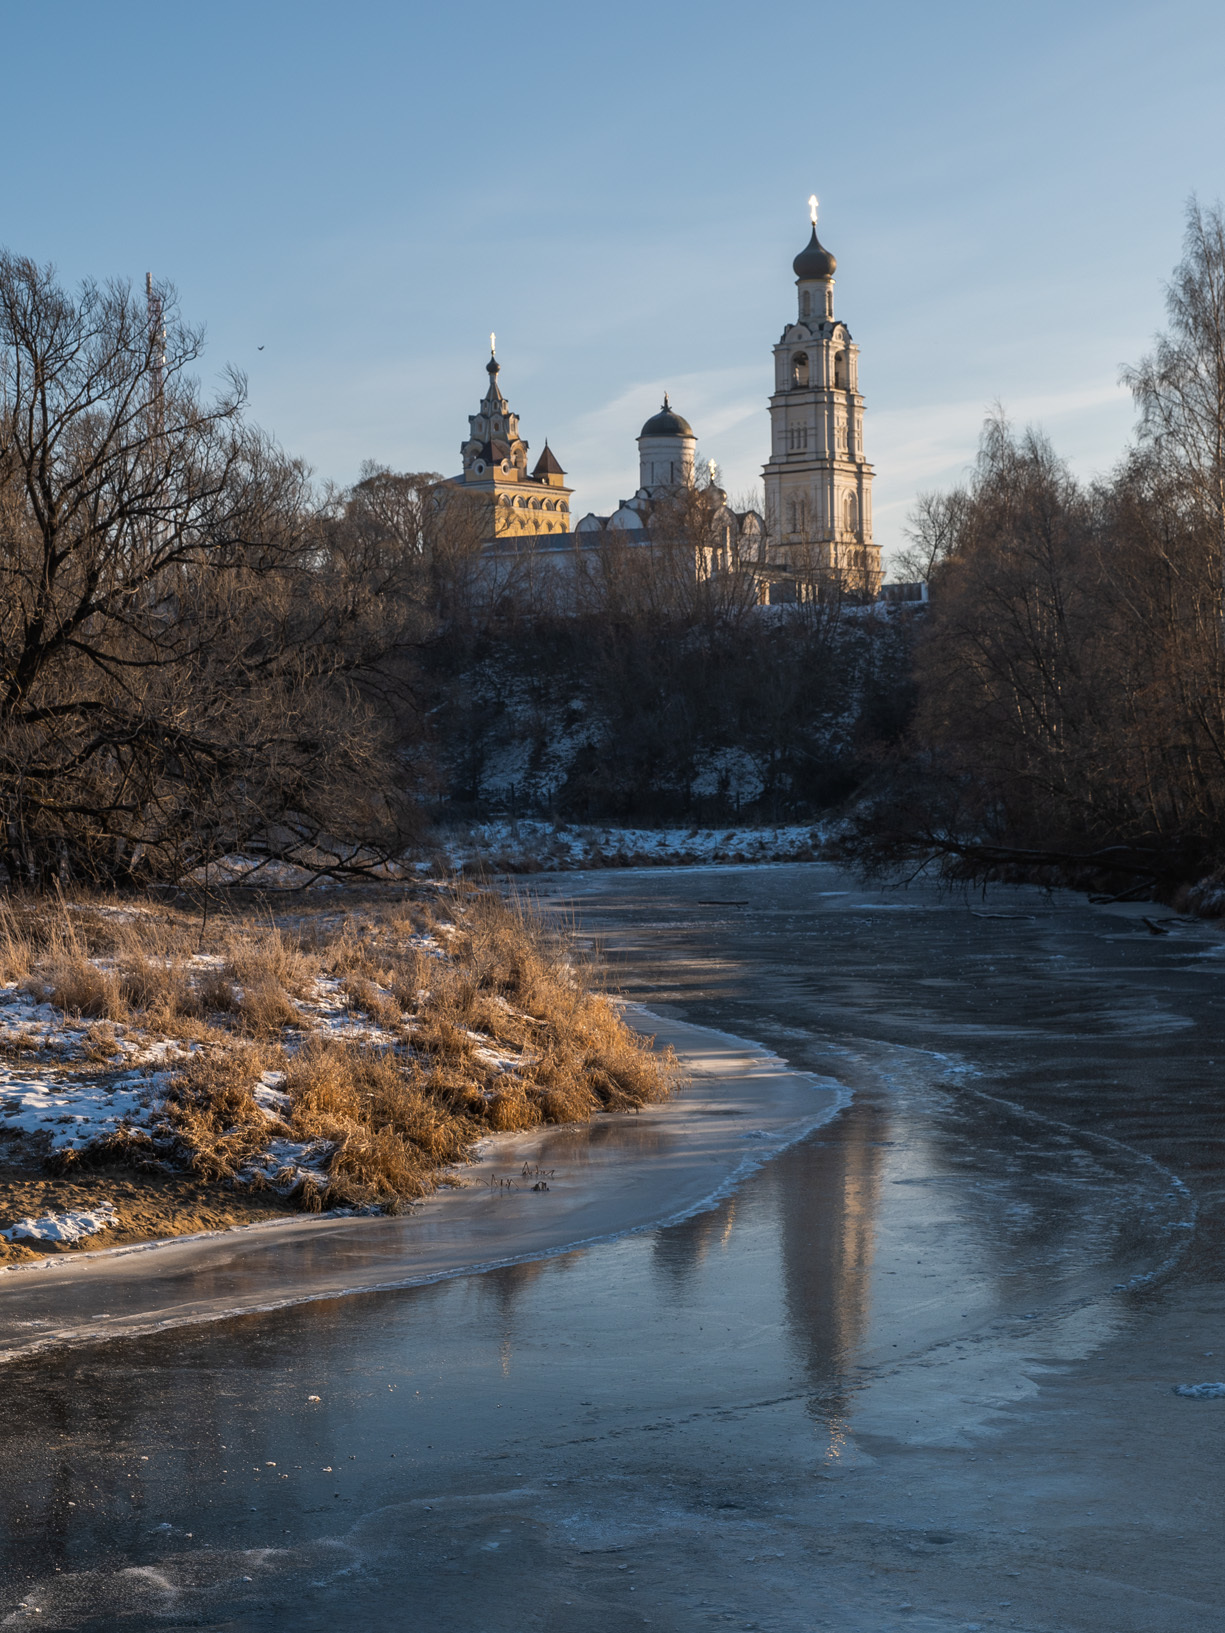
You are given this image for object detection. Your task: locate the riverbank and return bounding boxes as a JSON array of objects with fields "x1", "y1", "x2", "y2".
[
  {"x1": 0, "y1": 1010, "x2": 845, "y2": 1360},
  {"x1": 428, "y1": 820, "x2": 830, "y2": 874},
  {"x1": 0, "y1": 887, "x2": 670, "y2": 1263},
  {"x1": 192, "y1": 822, "x2": 833, "y2": 887}
]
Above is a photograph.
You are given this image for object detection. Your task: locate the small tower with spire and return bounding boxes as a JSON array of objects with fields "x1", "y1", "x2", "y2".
[
  {"x1": 761, "y1": 199, "x2": 880, "y2": 595},
  {"x1": 454, "y1": 341, "x2": 573, "y2": 543}
]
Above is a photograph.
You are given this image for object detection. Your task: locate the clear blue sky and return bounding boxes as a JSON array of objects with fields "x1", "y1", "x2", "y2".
[{"x1": 5, "y1": 0, "x2": 1224, "y2": 567}]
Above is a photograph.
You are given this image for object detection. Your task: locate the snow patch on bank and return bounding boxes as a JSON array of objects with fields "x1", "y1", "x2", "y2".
[
  {"x1": 0, "y1": 1067, "x2": 170, "y2": 1151},
  {"x1": 2, "y1": 1202, "x2": 117, "y2": 1245},
  {"x1": 0, "y1": 1009, "x2": 849, "y2": 1360}
]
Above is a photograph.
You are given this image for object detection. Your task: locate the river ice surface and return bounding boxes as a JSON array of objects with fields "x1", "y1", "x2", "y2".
[{"x1": 0, "y1": 863, "x2": 1222, "y2": 1632}]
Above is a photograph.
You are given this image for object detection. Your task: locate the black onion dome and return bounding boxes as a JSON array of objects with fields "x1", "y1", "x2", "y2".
[
  {"x1": 793, "y1": 225, "x2": 836, "y2": 279},
  {"x1": 639, "y1": 395, "x2": 694, "y2": 439}
]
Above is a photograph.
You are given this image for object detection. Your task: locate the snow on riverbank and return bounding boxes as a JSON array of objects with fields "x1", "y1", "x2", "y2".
[
  {"x1": 0, "y1": 889, "x2": 674, "y2": 1260},
  {"x1": 189, "y1": 823, "x2": 835, "y2": 888},
  {"x1": 430, "y1": 820, "x2": 831, "y2": 874},
  {"x1": 2, "y1": 1203, "x2": 117, "y2": 1245},
  {"x1": 0, "y1": 1065, "x2": 169, "y2": 1151}
]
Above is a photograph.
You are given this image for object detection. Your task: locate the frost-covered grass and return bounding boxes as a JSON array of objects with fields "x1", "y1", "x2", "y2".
[{"x1": 0, "y1": 887, "x2": 675, "y2": 1248}]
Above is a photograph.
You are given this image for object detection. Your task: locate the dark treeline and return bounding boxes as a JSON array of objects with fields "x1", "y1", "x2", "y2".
[
  {"x1": 851, "y1": 202, "x2": 1225, "y2": 902},
  {"x1": 424, "y1": 572, "x2": 911, "y2": 826},
  {"x1": 0, "y1": 250, "x2": 903, "y2": 887}
]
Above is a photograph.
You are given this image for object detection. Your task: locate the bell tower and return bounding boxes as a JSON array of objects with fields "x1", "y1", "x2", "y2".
[
  {"x1": 761, "y1": 199, "x2": 880, "y2": 595},
  {"x1": 453, "y1": 338, "x2": 573, "y2": 542}
]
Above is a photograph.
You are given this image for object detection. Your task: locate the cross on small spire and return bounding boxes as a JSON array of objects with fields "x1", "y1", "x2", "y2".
[{"x1": 809, "y1": 194, "x2": 819, "y2": 224}]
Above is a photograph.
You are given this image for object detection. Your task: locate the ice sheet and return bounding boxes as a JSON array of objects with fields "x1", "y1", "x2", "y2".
[{"x1": 0, "y1": 1008, "x2": 846, "y2": 1361}]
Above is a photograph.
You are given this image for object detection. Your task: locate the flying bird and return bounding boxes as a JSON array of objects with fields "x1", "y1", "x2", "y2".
[{"x1": 258, "y1": 345, "x2": 265, "y2": 351}]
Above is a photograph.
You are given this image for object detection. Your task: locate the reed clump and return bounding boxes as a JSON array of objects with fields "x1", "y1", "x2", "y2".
[
  {"x1": 165, "y1": 1041, "x2": 279, "y2": 1180},
  {"x1": 24, "y1": 955, "x2": 127, "y2": 1022},
  {"x1": 284, "y1": 1036, "x2": 477, "y2": 1206}
]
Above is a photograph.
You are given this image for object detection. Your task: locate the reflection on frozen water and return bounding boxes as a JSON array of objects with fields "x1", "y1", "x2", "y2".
[{"x1": 1, "y1": 863, "x2": 1221, "y2": 1627}]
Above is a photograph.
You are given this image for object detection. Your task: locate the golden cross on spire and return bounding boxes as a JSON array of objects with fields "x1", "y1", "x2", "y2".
[{"x1": 809, "y1": 194, "x2": 819, "y2": 225}]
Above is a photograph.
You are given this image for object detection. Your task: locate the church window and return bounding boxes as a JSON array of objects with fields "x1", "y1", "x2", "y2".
[
  {"x1": 801, "y1": 291, "x2": 810, "y2": 317},
  {"x1": 791, "y1": 352, "x2": 809, "y2": 387},
  {"x1": 844, "y1": 492, "x2": 859, "y2": 533},
  {"x1": 834, "y1": 351, "x2": 847, "y2": 388},
  {"x1": 787, "y1": 426, "x2": 808, "y2": 451}
]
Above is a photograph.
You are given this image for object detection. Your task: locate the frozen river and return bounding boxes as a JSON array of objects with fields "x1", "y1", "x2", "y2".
[{"x1": 0, "y1": 863, "x2": 1222, "y2": 1631}]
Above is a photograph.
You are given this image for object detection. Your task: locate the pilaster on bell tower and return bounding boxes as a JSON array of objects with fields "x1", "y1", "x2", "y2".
[{"x1": 761, "y1": 198, "x2": 880, "y2": 595}]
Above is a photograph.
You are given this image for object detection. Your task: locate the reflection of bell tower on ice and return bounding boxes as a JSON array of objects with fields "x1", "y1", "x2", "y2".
[{"x1": 761, "y1": 197, "x2": 881, "y2": 595}]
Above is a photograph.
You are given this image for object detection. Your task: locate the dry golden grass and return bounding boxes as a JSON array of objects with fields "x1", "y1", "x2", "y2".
[
  {"x1": 0, "y1": 908, "x2": 32, "y2": 984},
  {"x1": 284, "y1": 1036, "x2": 476, "y2": 1207},
  {"x1": 1, "y1": 882, "x2": 676, "y2": 1215},
  {"x1": 237, "y1": 977, "x2": 301, "y2": 1037},
  {"x1": 24, "y1": 955, "x2": 128, "y2": 1021},
  {"x1": 165, "y1": 1040, "x2": 280, "y2": 1180},
  {"x1": 196, "y1": 966, "x2": 239, "y2": 1014},
  {"x1": 82, "y1": 1022, "x2": 123, "y2": 1062},
  {"x1": 0, "y1": 1027, "x2": 42, "y2": 1059},
  {"x1": 120, "y1": 955, "x2": 203, "y2": 1026},
  {"x1": 224, "y1": 927, "x2": 313, "y2": 998},
  {"x1": 340, "y1": 974, "x2": 403, "y2": 1031}
]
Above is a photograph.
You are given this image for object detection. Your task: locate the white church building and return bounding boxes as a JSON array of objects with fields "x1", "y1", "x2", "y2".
[
  {"x1": 570, "y1": 395, "x2": 764, "y2": 569},
  {"x1": 453, "y1": 203, "x2": 881, "y2": 599}
]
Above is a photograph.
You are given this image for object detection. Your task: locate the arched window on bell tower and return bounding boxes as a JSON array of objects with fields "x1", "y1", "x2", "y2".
[
  {"x1": 792, "y1": 352, "x2": 809, "y2": 387},
  {"x1": 834, "y1": 350, "x2": 847, "y2": 389},
  {"x1": 844, "y1": 491, "x2": 859, "y2": 534},
  {"x1": 800, "y1": 290, "x2": 810, "y2": 317}
]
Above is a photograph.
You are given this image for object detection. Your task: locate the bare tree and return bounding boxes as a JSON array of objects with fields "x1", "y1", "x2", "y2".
[
  {"x1": 1124, "y1": 198, "x2": 1225, "y2": 638},
  {"x1": 893, "y1": 488, "x2": 971, "y2": 583},
  {"x1": 0, "y1": 253, "x2": 418, "y2": 885}
]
